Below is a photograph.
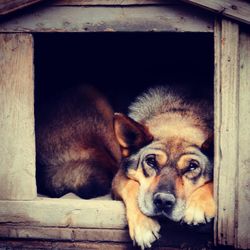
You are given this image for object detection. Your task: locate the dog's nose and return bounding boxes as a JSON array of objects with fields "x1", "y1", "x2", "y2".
[{"x1": 153, "y1": 192, "x2": 176, "y2": 211}]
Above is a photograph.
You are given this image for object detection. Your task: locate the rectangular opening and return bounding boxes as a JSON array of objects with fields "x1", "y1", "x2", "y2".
[
  {"x1": 34, "y1": 32, "x2": 214, "y2": 193},
  {"x1": 32, "y1": 32, "x2": 214, "y2": 245}
]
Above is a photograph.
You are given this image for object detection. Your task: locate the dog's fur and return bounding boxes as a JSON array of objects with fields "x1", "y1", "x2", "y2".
[
  {"x1": 112, "y1": 86, "x2": 216, "y2": 249},
  {"x1": 36, "y1": 86, "x2": 121, "y2": 198}
]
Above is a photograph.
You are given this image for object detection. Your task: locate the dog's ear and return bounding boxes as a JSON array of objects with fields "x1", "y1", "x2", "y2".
[
  {"x1": 201, "y1": 133, "x2": 214, "y2": 158},
  {"x1": 114, "y1": 113, "x2": 153, "y2": 157}
]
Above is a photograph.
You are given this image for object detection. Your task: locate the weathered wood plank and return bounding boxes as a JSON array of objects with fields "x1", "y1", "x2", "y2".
[
  {"x1": 213, "y1": 18, "x2": 221, "y2": 247},
  {"x1": 0, "y1": 0, "x2": 43, "y2": 15},
  {"x1": 0, "y1": 240, "x2": 136, "y2": 250},
  {"x1": 0, "y1": 224, "x2": 212, "y2": 248},
  {"x1": 181, "y1": 0, "x2": 250, "y2": 25},
  {"x1": 0, "y1": 198, "x2": 127, "y2": 229},
  {"x1": 0, "y1": 239, "x2": 188, "y2": 250},
  {"x1": 214, "y1": 18, "x2": 250, "y2": 250},
  {"x1": 52, "y1": 0, "x2": 175, "y2": 6},
  {"x1": 0, "y1": 226, "x2": 130, "y2": 242},
  {"x1": 0, "y1": 34, "x2": 36, "y2": 200},
  {"x1": 218, "y1": 18, "x2": 239, "y2": 247},
  {"x1": 0, "y1": 5, "x2": 213, "y2": 32},
  {"x1": 236, "y1": 29, "x2": 250, "y2": 250},
  {"x1": 214, "y1": 19, "x2": 240, "y2": 247}
]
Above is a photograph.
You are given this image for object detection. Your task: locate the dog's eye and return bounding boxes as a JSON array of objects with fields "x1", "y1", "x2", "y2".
[
  {"x1": 187, "y1": 160, "x2": 199, "y2": 172},
  {"x1": 184, "y1": 160, "x2": 201, "y2": 179},
  {"x1": 145, "y1": 154, "x2": 157, "y2": 168}
]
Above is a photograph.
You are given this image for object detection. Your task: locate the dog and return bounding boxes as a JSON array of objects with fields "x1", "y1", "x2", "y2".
[
  {"x1": 36, "y1": 85, "x2": 121, "y2": 198},
  {"x1": 112, "y1": 86, "x2": 216, "y2": 249}
]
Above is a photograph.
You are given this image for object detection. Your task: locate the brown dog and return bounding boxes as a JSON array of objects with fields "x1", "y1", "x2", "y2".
[
  {"x1": 36, "y1": 85, "x2": 121, "y2": 198},
  {"x1": 112, "y1": 86, "x2": 216, "y2": 249}
]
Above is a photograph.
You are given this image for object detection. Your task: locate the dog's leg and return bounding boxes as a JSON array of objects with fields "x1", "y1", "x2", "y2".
[
  {"x1": 184, "y1": 182, "x2": 216, "y2": 225},
  {"x1": 112, "y1": 169, "x2": 161, "y2": 249}
]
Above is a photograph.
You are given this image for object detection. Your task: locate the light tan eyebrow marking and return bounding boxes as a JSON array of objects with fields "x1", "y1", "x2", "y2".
[
  {"x1": 177, "y1": 153, "x2": 201, "y2": 170},
  {"x1": 156, "y1": 152, "x2": 167, "y2": 166}
]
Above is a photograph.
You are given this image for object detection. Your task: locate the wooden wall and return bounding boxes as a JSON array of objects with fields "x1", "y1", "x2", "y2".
[
  {"x1": 0, "y1": 33, "x2": 36, "y2": 200},
  {"x1": 214, "y1": 19, "x2": 250, "y2": 249}
]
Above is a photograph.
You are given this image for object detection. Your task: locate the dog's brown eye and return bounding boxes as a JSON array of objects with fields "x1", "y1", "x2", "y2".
[
  {"x1": 145, "y1": 154, "x2": 157, "y2": 168},
  {"x1": 187, "y1": 160, "x2": 199, "y2": 172},
  {"x1": 184, "y1": 160, "x2": 201, "y2": 179}
]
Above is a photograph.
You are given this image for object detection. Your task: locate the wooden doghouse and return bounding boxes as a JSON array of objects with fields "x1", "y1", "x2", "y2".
[{"x1": 0, "y1": 1, "x2": 249, "y2": 249}]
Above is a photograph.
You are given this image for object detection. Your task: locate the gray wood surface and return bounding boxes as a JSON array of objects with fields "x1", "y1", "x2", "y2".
[
  {"x1": 181, "y1": 0, "x2": 250, "y2": 25},
  {"x1": 214, "y1": 18, "x2": 239, "y2": 247},
  {"x1": 0, "y1": 226, "x2": 131, "y2": 242},
  {"x1": 52, "y1": 0, "x2": 175, "y2": 5},
  {"x1": 0, "y1": 0, "x2": 43, "y2": 15},
  {"x1": 214, "y1": 19, "x2": 250, "y2": 249},
  {"x1": 0, "y1": 33, "x2": 36, "y2": 200},
  {"x1": 236, "y1": 29, "x2": 250, "y2": 250},
  {"x1": 0, "y1": 239, "x2": 184, "y2": 250},
  {"x1": 0, "y1": 5, "x2": 213, "y2": 32},
  {"x1": 0, "y1": 224, "x2": 212, "y2": 249},
  {"x1": 0, "y1": 198, "x2": 127, "y2": 229}
]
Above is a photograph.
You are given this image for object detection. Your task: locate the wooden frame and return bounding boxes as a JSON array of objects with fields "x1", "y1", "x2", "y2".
[
  {"x1": 0, "y1": 1, "x2": 249, "y2": 249},
  {"x1": 181, "y1": 0, "x2": 250, "y2": 25},
  {"x1": 0, "y1": 3, "x2": 213, "y2": 33},
  {"x1": 0, "y1": 0, "x2": 43, "y2": 15},
  {"x1": 214, "y1": 19, "x2": 250, "y2": 249},
  {"x1": 0, "y1": 33, "x2": 36, "y2": 201}
]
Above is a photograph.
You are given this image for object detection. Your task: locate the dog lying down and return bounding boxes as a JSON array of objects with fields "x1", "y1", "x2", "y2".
[{"x1": 36, "y1": 85, "x2": 216, "y2": 249}]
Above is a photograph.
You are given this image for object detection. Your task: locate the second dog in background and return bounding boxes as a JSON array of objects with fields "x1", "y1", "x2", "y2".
[{"x1": 36, "y1": 86, "x2": 121, "y2": 198}]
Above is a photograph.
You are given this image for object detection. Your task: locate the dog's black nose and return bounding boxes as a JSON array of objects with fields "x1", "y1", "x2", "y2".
[{"x1": 153, "y1": 192, "x2": 176, "y2": 211}]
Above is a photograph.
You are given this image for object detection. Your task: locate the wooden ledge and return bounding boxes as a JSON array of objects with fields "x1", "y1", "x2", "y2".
[
  {"x1": 0, "y1": 198, "x2": 127, "y2": 229},
  {"x1": 0, "y1": 196, "x2": 212, "y2": 248}
]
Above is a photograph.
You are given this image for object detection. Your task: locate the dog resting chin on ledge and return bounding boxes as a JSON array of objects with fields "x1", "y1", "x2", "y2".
[
  {"x1": 112, "y1": 86, "x2": 216, "y2": 249},
  {"x1": 36, "y1": 85, "x2": 216, "y2": 249}
]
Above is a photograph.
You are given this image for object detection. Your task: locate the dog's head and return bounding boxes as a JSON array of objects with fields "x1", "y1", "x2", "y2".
[{"x1": 114, "y1": 113, "x2": 213, "y2": 222}]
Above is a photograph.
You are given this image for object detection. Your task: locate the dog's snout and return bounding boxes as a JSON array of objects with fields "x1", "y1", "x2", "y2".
[{"x1": 153, "y1": 192, "x2": 176, "y2": 211}]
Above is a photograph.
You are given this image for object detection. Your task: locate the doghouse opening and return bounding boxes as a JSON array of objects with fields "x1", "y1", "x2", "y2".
[{"x1": 34, "y1": 32, "x2": 214, "y2": 199}]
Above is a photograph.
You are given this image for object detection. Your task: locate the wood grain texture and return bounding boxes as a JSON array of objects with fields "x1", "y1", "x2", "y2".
[
  {"x1": 0, "y1": 0, "x2": 43, "y2": 15},
  {"x1": 0, "y1": 224, "x2": 212, "y2": 249},
  {"x1": 214, "y1": 19, "x2": 239, "y2": 247},
  {"x1": 0, "y1": 34, "x2": 36, "y2": 200},
  {"x1": 0, "y1": 198, "x2": 212, "y2": 246},
  {"x1": 0, "y1": 240, "x2": 135, "y2": 250},
  {"x1": 0, "y1": 5, "x2": 213, "y2": 32},
  {"x1": 213, "y1": 18, "x2": 221, "y2": 248},
  {"x1": 0, "y1": 239, "x2": 186, "y2": 250},
  {"x1": 0, "y1": 198, "x2": 127, "y2": 229},
  {"x1": 236, "y1": 29, "x2": 250, "y2": 249},
  {"x1": 52, "y1": 0, "x2": 175, "y2": 5},
  {"x1": 0, "y1": 226, "x2": 131, "y2": 242},
  {"x1": 214, "y1": 19, "x2": 250, "y2": 249},
  {"x1": 181, "y1": 0, "x2": 250, "y2": 25}
]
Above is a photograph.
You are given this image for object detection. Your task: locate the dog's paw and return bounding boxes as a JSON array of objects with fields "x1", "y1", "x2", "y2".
[
  {"x1": 183, "y1": 184, "x2": 216, "y2": 225},
  {"x1": 184, "y1": 201, "x2": 209, "y2": 225},
  {"x1": 128, "y1": 212, "x2": 160, "y2": 249}
]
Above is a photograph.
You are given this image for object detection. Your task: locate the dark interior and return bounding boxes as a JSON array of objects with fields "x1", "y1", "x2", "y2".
[{"x1": 34, "y1": 32, "x2": 214, "y2": 115}]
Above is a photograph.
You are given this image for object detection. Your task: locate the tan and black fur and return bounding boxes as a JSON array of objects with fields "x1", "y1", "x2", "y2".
[
  {"x1": 112, "y1": 86, "x2": 216, "y2": 249},
  {"x1": 36, "y1": 86, "x2": 121, "y2": 198}
]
